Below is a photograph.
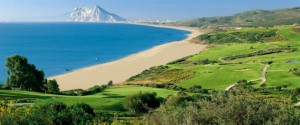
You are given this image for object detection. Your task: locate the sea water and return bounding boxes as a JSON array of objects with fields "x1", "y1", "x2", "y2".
[{"x1": 0, "y1": 23, "x2": 190, "y2": 83}]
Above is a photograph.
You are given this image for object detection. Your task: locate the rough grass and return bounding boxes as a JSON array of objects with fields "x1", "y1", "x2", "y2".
[
  {"x1": 124, "y1": 66, "x2": 194, "y2": 85},
  {"x1": 196, "y1": 28, "x2": 287, "y2": 44}
]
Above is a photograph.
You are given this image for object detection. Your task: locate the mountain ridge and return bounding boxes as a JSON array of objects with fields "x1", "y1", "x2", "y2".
[
  {"x1": 69, "y1": 5, "x2": 127, "y2": 22},
  {"x1": 173, "y1": 7, "x2": 300, "y2": 27}
]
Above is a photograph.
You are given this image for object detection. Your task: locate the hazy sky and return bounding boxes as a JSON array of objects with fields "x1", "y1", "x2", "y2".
[{"x1": 0, "y1": 0, "x2": 299, "y2": 21}]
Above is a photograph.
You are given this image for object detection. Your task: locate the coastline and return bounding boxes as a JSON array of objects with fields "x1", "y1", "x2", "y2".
[{"x1": 49, "y1": 23, "x2": 207, "y2": 90}]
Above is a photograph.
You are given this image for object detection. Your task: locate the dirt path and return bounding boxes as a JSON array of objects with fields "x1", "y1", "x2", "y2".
[
  {"x1": 7, "y1": 103, "x2": 35, "y2": 106},
  {"x1": 226, "y1": 64, "x2": 270, "y2": 91},
  {"x1": 260, "y1": 64, "x2": 270, "y2": 85}
]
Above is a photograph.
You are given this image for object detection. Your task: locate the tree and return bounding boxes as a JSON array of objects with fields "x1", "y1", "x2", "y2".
[
  {"x1": 6, "y1": 55, "x2": 46, "y2": 92},
  {"x1": 107, "y1": 80, "x2": 113, "y2": 86},
  {"x1": 124, "y1": 92, "x2": 161, "y2": 114},
  {"x1": 47, "y1": 79, "x2": 60, "y2": 94}
]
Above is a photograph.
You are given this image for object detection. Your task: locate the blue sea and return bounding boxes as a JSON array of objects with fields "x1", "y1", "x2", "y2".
[{"x1": 0, "y1": 23, "x2": 190, "y2": 83}]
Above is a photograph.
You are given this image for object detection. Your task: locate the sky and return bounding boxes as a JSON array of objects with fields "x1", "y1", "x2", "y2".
[{"x1": 0, "y1": 0, "x2": 299, "y2": 22}]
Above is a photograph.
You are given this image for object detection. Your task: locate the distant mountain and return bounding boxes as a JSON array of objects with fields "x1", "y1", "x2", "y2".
[
  {"x1": 173, "y1": 7, "x2": 300, "y2": 27},
  {"x1": 69, "y1": 5, "x2": 127, "y2": 22}
]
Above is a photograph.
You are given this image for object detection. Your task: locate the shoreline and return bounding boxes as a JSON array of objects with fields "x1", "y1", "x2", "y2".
[{"x1": 49, "y1": 23, "x2": 207, "y2": 90}]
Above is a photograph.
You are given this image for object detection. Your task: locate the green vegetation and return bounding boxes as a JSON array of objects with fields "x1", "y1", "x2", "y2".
[
  {"x1": 127, "y1": 26, "x2": 300, "y2": 90},
  {"x1": 222, "y1": 46, "x2": 297, "y2": 61},
  {"x1": 0, "y1": 102, "x2": 97, "y2": 125},
  {"x1": 145, "y1": 90, "x2": 300, "y2": 125},
  {"x1": 168, "y1": 58, "x2": 217, "y2": 65},
  {"x1": 197, "y1": 29, "x2": 285, "y2": 44},
  {"x1": 0, "y1": 86, "x2": 177, "y2": 113},
  {"x1": 124, "y1": 92, "x2": 161, "y2": 114},
  {"x1": 60, "y1": 85, "x2": 108, "y2": 96},
  {"x1": 125, "y1": 65, "x2": 194, "y2": 85},
  {"x1": 46, "y1": 79, "x2": 60, "y2": 94},
  {"x1": 289, "y1": 68, "x2": 300, "y2": 76},
  {"x1": 6, "y1": 55, "x2": 46, "y2": 92},
  {"x1": 172, "y1": 7, "x2": 300, "y2": 28},
  {"x1": 164, "y1": 92, "x2": 194, "y2": 107}
]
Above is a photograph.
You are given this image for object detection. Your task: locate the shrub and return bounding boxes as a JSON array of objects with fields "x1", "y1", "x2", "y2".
[
  {"x1": 0, "y1": 102, "x2": 96, "y2": 125},
  {"x1": 60, "y1": 85, "x2": 107, "y2": 96},
  {"x1": 187, "y1": 85, "x2": 208, "y2": 94},
  {"x1": 291, "y1": 87, "x2": 300, "y2": 95},
  {"x1": 124, "y1": 92, "x2": 161, "y2": 114},
  {"x1": 289, "y1": 68, "x2": 300, "y2": 76},
  {"x1": 290, "y1": 95, "x2": 298, "y2": 103},
  {"x1": 145, "y1": 92, "x2": 300, "y2": 125},
  {"x1": 69, "y1": 103, "x2": 95, "y2": 116},
  {"x1": 165, "y1": 92, "x2": 193, "y2": 107},
  {"x1": 0, "y1": 84, "x2": 4, "y2": 89},
  {"x1": 39, "y1": 102, "x2": 67, "y2": 112},
  {"x1": 260, "y1": 84, "x2": 267, "y2": 88}
]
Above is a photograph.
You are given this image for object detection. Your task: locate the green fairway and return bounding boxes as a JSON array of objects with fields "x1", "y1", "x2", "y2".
[
  {"x1": 176, "y1": 64, "x2": 264, "y2": 90},
  {"x1": 0, "y1": 86, "x2": 177, "y2": 112}
]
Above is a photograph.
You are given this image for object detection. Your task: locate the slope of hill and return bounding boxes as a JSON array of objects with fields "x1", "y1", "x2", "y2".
[
  {"x1": 123, "y1": 26, "x2": 300, "y2": 90},
  {"x1": 174, "y1": 7, "x2": 300, "y2": 27}
]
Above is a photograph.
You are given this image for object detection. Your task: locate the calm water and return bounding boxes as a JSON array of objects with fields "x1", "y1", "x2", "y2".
[{"x1": 0, "y1": 23, "x2": 189, "y2": 83}]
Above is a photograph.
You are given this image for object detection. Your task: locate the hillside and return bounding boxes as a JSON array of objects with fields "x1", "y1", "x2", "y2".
[
  {"x1": 123, "y1": 26, "x2": 300, "y2": 90},
  {"x1": 173, "y1": 7, "x2": 300, "y2": 27}
]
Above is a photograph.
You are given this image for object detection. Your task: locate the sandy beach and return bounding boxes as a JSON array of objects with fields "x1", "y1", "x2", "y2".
[{"x1": 49, "y1": 24, "x2": 207, "y2": 90}]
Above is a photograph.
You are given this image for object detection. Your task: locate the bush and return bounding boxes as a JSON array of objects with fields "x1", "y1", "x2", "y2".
[
  {"x1": 0, "y1": 84, "x2": 4, "y2": 89},
  {"x1": 0, "y1": 102, "x2": 96, "y2": 125},
  {"x1": 145, "y1": 92, "x2": 300, "y2": 125},
  {"x1": 165, "y1": 92, "x2": 193, "y2": 107},
  {"x1": 289, "y1": 68, "x2": 300, "y2": 76},
  {"x1": 69, "y1": 103, "x2": 95, "y2": 116},
  {"x1": 60, "y1": 85, "x2": 107, "y2": 96},
  {"x1": 290, "y1": 95, "x2": 298, "y2": 103},
  {"x1": 291, "y1": 87, "x2": 300, "y2": 95},
  {"x1": 260, "y1": 84, "x2": 267, "y2": 88},
  {"x1": 187, "y1": 85, "x2": 208, "y2": 94},
  {"x1": 124, "y1": 92, "x2": 161, "y2": 114}
]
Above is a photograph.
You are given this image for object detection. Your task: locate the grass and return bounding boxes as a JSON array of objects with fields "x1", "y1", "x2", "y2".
[
  {"x1": 124, "y1": 66, "x2": 194, "y2": 85},
  {"x1": 188, "y1": 43, "x2": 273, "y2": 61},
  {"x1": 126, "y1": 26, "x2": 300, "y2": 90},
  {"x1": 0, "y1": 86, "x2": 178, "y2": 113},
  {"x1": 176, "y1": 64, "x2": 264, "y2": 90},
  {"x1": 179, "y1": 26, "x2": 300, "y2": 90}
]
